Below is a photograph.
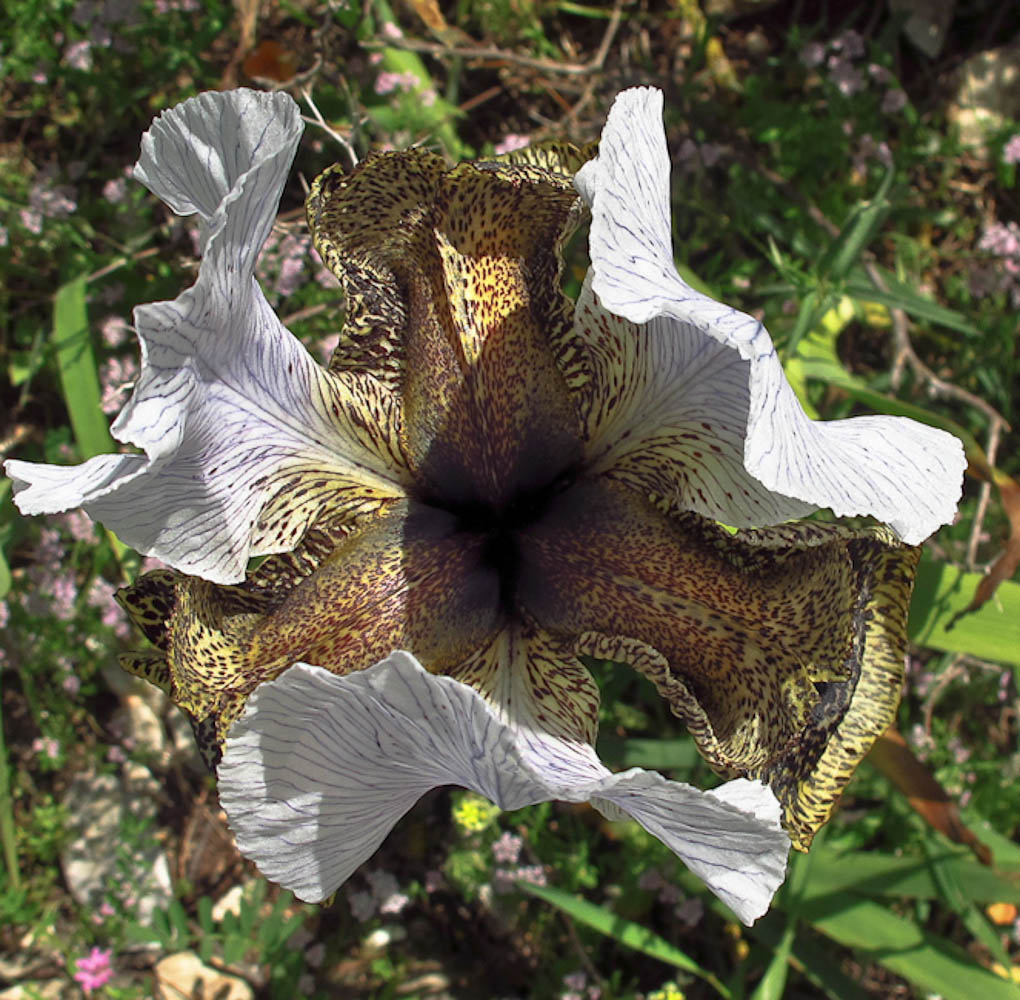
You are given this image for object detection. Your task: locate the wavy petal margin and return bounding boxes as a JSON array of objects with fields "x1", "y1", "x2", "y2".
[
  {"x1": 6, "y1": 90, "x2": 407, "y2": 583},
  {"x1": 574, "y1": 87, "x2": 965, "y2": 544},
  {"x1": 218, "y1": 652, "x2": 790, "y2": 925}
]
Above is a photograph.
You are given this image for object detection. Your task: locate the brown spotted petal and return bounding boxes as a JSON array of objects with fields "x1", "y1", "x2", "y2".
[
  {"x1": 118, "y1": 498, "x2": 504, "y2": 767},
  {"x1": 307, "y1": 150, "x2": 585, "y2": 508},
  {"x1": 517, "y1": 476, "x2": 919, "y2": 849}
]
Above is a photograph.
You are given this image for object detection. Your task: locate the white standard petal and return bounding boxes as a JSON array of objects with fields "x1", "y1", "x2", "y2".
[
  {"x1": 218, "y1": 653, "x2": 790, "y2": 924},
  {"x1": 575, "y1": 87, "x2": 965, "y2": 544},
  {"x1": 5, "y1": 90, "x2": 408, "y2": 583}
]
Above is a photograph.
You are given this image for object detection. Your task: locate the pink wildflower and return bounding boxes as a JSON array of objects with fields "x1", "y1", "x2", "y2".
[
  {"x1": 374, "y1": 70, "x2": 417, "y2": 95},
  {"x1": 828, "y1": 58, "x2": 865, "y2": 96},
  {"x1": 867, "y1": 63, "x2": 893, "y2": 85},
  {"x1": 20, "y1": 208, "x2": 44, "y2": 235},
  {"x1": 100, "y1": 315, "x2": 130, "y2": 347},
  {"x1": 102, "y1": 177, "x2": 127, "y2": 204},
  {"x1": 64, "y1": 39, "x2": 93, "y2": 71},
  {"x1": 32, "y1": 736, "x2": 61, "y2": 760},
  {"x1": 1003, "y1": 134, "x2": 1020, "y2": 165},
  {"x1": 799, "y1": 41, "x2": 825, "y2": 67},
  {"x1": 494, "y1": 133, "x2": 530, "y2": 155},
  {"x1": 491, "y1": 830, "x2": 523, "y2": 864},
  {"x1": 881, "y1": 89, "x2": 908, "y2": 114},
  {"x1": 381, "y1": 21, "x2": 403, "y2": 39},
  {"x1": 73, "y1": 947, "x2": 114, "y2": 994},
  {"x1": 348, "y1": 889, "x2": 376, "y2": 921},
  {"x1": 832, "y1": 28, "x2": 865, "y2": 59}
]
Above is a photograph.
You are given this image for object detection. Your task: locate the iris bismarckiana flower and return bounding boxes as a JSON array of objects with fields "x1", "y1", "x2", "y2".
[{"x1": 5, "y1": 87, "x2": 965, "y2": 924}]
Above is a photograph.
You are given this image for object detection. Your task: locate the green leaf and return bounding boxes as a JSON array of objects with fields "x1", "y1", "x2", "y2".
[
  {"x1": 751, "y1": 849, "x2": 814, "y2": 1000},
  {"x1": 798, "y1": 895, "x2": 1020, "y2": 1000},
  {"x1": 816, "y1": 170, "x2": 893, "y2": 283},
  {"x1": 844, "y1": 270, "x2": 981, "y2": 338},
  {"x1": 909, "y1": 555, "x2": 1020, "y2": 666},
  {"x1": 518, "y1": 882, "x2": 732, "y2": 999},
  {"x1": 52, "y1": 276, "x2": 115, "y2": 460},
  {"x1": 748, "y1": 913, "x2": 870, "y2": 1000},
  {"x1": 803, "y1": 846, "x2": 1020, "y2": 904}
]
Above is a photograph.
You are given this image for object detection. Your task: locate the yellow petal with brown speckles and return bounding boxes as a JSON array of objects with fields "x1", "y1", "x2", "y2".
[
  {"x1": 308, "y1": 150, "x2": 585, "y2": 507},
  {"x1": 517, "y1": 475, "x2": 918, "y2": 848}
]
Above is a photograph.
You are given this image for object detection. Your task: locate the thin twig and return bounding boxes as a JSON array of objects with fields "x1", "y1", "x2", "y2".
[
  {"x1": 922, "y1": 654, "x2": 967, "y2": 737},
  {"x1": 301, "y1": 87, "x2": 359, "y2": 170},
  {"x1": 566, "y1": 0, "x2": 625, "y2": 123},
  {"x1": 374, "y1": 14, "x2": 623, "y2": 80},
  {"x1": 869, "y1": 260, "x2": 1011, "y2": 430},
  {"x1": 966, "y1": 418, "x2": 1002, "y2": 569}
]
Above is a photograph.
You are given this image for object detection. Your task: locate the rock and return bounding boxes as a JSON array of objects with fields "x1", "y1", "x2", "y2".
[
  {"x1": 947, "y1": 43, "x2": 1020, "y2": 150},
  {"x1": 0, "y1": 982, "x2": 65, "y2": 999},
  {"x1": 165, "y1": 703, "x2": 205, "y2": 774},
  {"x1": 888, "y1": 0, "x2": 955, "y2": 58},
  {"x1": 111, "y1": 694, "x2": 167, "y2": 761},
  {"x1": 210, "y1": 883, "x2": 245, "y2": 922},
  {"x1": 154, "y1": 952, "x2": 254, "y2": 1000},
  {"x1": 60, "y1": 764, "x2": 172, "y2": 926}
]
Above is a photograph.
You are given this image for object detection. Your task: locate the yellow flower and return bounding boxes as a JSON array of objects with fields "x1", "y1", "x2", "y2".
[{"x1": 452, "y1": 793, "x2": 502, "y2": 834}]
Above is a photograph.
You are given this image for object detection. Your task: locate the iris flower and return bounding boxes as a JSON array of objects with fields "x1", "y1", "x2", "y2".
[{"x1": 5, "y1": 87, "x2": 964, "y2": 924}]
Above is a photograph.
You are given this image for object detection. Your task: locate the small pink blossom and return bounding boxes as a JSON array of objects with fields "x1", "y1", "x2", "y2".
[
  {"x1": 73, "y1": 947, "x2": 113, "y2": 994},
  {"x1": 64, "y1": 509, "x2": 96, "y2": 542},
  {"x1": 102, "y1": 177, "x2": 127, "y2": 204},
  {"x1": 828, "y1": 58, "x2": 865, "y2": 96},
  {"x1": 378, "y1": 891, "x2": 410, "y2": 915},
  {"x1": 494, "y1": 133, "x2": 530, "y2": 155},
  {"x1": 492, "y1": 830, "x2": 523, "y2": 864},
  {"x1": 867, "y1": 63, "x2": 893, "y2": 85},
  {"x1": 348, "y1": 889, "x2": 375, "y2": 921},
  {"x1": 381, "y1": 21, "x2": 403, "y2": 39},
  {"x1": 832, "y1": 28, "x2": 865, "y2": 59},
  {"x1": 20, "y1": 208, "x2": 43, "y2": 234},
  {"x1": 107, "y1": 745, "x2": 127, "y2": 764},
  {"x1": 374, "y1": 70, "x2": 418, "y2": 95},
  {"x1": 799, "y1": 41, "x2": 825, "y2": 68},
  {"x1": 63, "y1": 674, "x2": 82, "y2": 695},
  {"x1": 32, "y1": 736, "x2": 61, "y2": 760},
  {"x1": 853, "y1": 133, "x2": 893, "y2": 172},
  {"x1": 1003, "y1": 134, "x2": 1020, "y2": 165},
  {"x1": 881, "y1": 89, "x2": 907, "y2": 114},
  {"x1": 64, "y1": 39, "x2": 93, "y2": 70},
  {"x1": 100, "y1": 315, "x2": 130, "y2": 347}
]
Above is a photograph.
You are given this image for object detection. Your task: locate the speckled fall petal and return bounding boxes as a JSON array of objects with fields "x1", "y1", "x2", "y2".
[
  {"x1": 117, "y1": 498, "x2": 505, "y2": 766},
  {"x1": 518, "y1": 476, "x2": 919, "y2": 850},
  {"x1": 218, "y1": 651, "x2": 790, "y2": 924},
  {"x1": 574, "y1": 87, "x2": 966, "y2": 544}
]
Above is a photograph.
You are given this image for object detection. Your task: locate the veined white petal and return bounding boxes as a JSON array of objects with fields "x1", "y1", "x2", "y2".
[
  {"x1": 6, "y1": 90, "x2": 408, "y2": 583},
  {"x1": 133, "y1": 88, "x2": 299, "y2": 271},
  {"x1": 218, "y1": 653, "x2": 789, "y2": 924},
  {"x1": 574, "y1": 275, "x2": 816, "y2": 526},
  {"x1": 575, "y1": 87, "x2": 965, "y2": 544}
]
